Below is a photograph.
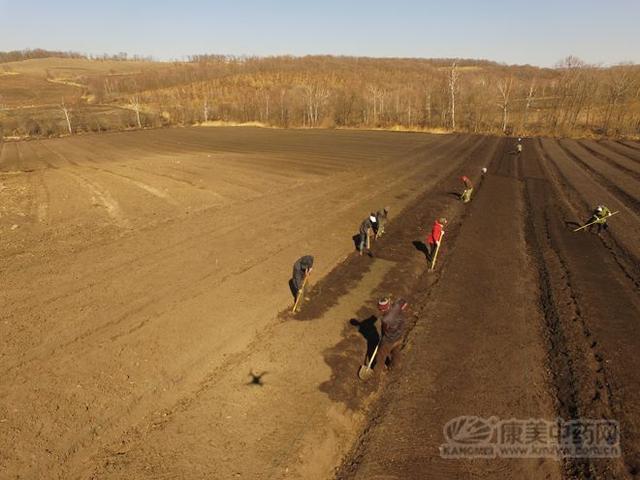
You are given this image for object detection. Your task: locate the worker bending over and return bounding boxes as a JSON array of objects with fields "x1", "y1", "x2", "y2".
[
  {"x1": 460, "y1": 176, "x2": 473, "y2": 203},
  {"x1": 426, "y1": 217, "x2": 447, "y2": 263},
  {"x1": 358, "y1": 214, "x2": 377, "y2": 255},
  {"x1": 377, "y1": 297, "x2": 408, "y2": 370},
  {"x1": 291, "y1": 255, "x2": 314, "y2": 298},
  {"x1": 585, "y1": 205, "x2": 612, "y2": 234},
  {"x1": 375, "y1": 206, "x2": 390, "y2": 239}
]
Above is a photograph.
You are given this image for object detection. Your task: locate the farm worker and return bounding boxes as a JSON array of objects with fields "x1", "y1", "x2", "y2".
[
  {"x1": 585, "y1": 205, "x2": 612, "y2": 234},
  {"x1": 374, "y1": 206, "x2": 390, "y2": 239},
  {"x1": 376, "y1": 297, "x2": 408, "y2": 370},
  {"x1": 426, "y1": 217, "x2": 447, "y2": 262},
  {"x1": 292, "y1": 255, "x2": 314, "y2": 298},
  {"x1": 358, "y1": 214, "x2": 378, "y2": 255},
  {"x1": 516, "y1": 137, "x2": 523, "y2": 153},
  {"x1": 481, "y1": 167, "x2": 488, "y2": 176},
  {"x1": 460, "y1": 176, "x2": 473, "y2": 203}
]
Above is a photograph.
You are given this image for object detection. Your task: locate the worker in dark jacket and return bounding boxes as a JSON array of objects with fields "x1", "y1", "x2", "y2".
[
  {"x1": 460, "y1": 176, "x2": 473, "y2": 203},
  {"x1": 374, "y1": 206, "x2": 390, "y2": 239},
  {"x1": 377, "y1": 297, "x2": 408, "y2": 369},
  {"x1": 292, "y1": 255, "x2": 314, "y2": 298},
  {"x1": 358, "y1": 214, "x2": 377, "y2": 255}
]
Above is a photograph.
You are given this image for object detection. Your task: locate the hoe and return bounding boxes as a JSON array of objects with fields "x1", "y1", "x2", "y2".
[
  {"x1": 572, "y1": 211, "x2": 619, "y2": 232},
  {"x1": 292, "y1": 273, "x2": 309, "y2": 313},
  {"x1": 430, "y1": 231, "x2": 445, "y2": 271},
  {"x1": 358, "y1": 343, "x2": 379, "y2": 381}
]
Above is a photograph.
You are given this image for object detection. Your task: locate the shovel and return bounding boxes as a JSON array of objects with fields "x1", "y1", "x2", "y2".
[
  {"x1": 572, "y1": 211, "x2": 619, "y2": 232},
  {"x1": 430, "y1": 231, "x2": 445, "y2": 271},
  {"x1": 291, "y1": 273, "x2": 309, "y2": 313},
  {"x1": 358, "y1": 343, "x2": 379, "y2": 381}
]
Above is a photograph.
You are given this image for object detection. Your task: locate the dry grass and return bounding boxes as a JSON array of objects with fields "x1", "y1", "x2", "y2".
[
  {"x1": 2, "y1": 57, "x2": 152, "y2": 77},
  {"x1": 196, "y1": 120, "x2": 273, "y2": 128}
]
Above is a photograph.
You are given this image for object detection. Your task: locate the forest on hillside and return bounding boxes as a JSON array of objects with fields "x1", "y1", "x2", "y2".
[{"x1": 1, "y1": 50, "x2": 639, "y2": 138}]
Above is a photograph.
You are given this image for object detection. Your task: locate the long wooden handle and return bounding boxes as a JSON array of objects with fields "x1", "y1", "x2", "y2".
[
  {"x1": 292, "y1": 274, "x2": 309, "y2": 313},
  {"x1": 573, "y1": 211, "x2": 619, "y2": 232},
  {"x1": 367, "y1": 344, "x2": 379, "y2": 368},
  {"x1": 430, "y1": 231, "x2": 445, "y2": 271}
]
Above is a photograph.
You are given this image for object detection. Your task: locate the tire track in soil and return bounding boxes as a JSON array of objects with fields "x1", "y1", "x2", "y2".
[
  {"x1": 0, "y1": 142, "x2": 20, "y2": 172},
  {"x1": 578, "y1": 140, "x2": 640, "y2": 182},
  {"x1": 619, "y1": 140, "x2": 640, "y2": 152},
  {"x1": 27, "y1": 140, "x2": 131, "y2": 228},
  {"x1": 601, "y1": 140, "x2": 640, "y2": 165},
  {"x1": 537, "y1": 139, "x2": 640, "y2": 290},
  {"x1": 523, "y1": 140, "x2": 640, "y2": 478},
  {"x1": 521, "y1": 143, "x2": 610, "y2": 478},
  {"x1": 557, "y1": 140, "x2": 640, "y2": 215},
  {"x1": 42, "y1": 140, "x2": 181, "y2": 205}
]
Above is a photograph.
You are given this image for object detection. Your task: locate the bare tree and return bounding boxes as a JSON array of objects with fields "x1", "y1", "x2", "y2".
[
  {"x1": 424, "y1": 86, "x2": 432, "y2": 127},
  {"x1": 280, "y1": 88, "x2": 287, "y2": 126},
  {"x1": 522, "y1": 79, "x2": 536, "y2": 131},
  {"x1": 130, "y1": 95, "x2": 143, "y2": 128},
  {"x1": 203, "y1": 98, "x2": 210, "y2": 122},
  {"x1": 449, "y1": 62, "x2": 459, "y2": 130},
  {"x1": 603, "y1": 67, "x2": 635, "y2": 135},
  {"x1": 60, "y1": 98, "x2": 73, "y2": 134},
  {"x1": 302, "y1": 81, "x2": 330, "y2": 127},
  {"x1": 497, "y1": 76, "x2": 513, "y2": 133},
  {"x1": 368, "y1": 85, "x2": 384, "y2": 125}
]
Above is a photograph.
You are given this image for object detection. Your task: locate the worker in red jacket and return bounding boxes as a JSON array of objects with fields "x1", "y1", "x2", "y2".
[{"x1": 426, "y1": 217, "x2": 447, "y2": 262}]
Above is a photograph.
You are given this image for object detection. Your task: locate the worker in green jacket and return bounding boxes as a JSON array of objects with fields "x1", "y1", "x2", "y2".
[{"x1": 586, "y1": 205, "x2": 612, "y2": 234}]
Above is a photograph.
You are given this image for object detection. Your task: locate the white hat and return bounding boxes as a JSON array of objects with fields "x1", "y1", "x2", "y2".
[
  {"x1": 596, "y1": 206, "x2": 603, "y2": 212},
  {"x1": 481, "y1": 167, "x2": 487, "y2": 174},
  {"x1": 369, "y1": 215, "x2": 377, "y2": 223}
]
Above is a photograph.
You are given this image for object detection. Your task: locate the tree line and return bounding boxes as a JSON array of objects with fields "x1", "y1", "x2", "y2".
[{"x1": 2, "y1": 53, "x2": 639, "y2": 138}]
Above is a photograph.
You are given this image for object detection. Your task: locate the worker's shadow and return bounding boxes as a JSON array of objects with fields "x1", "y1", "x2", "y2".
[
  {"x1": 412, "y1": 240, "x2": 429, "y2": 261},
  {"x1": 447, "y1": 191, "x2": 462, "y2": 199},
  {"x1": 288, "y1": 279, "x2": 297, "y2": 300},
  {"x1": 351, "y1": 234, "x2": 360, "y2": 251},
  {"x1": 349, "y1": 316, "x2": 380, "y2": 359},
  {"x1": 565, "y1": 220, "x2": 582, "y2": 229}
]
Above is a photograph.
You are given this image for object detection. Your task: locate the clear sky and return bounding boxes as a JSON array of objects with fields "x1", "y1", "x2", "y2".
[{"x1": 0, "y1": 0, "x2": 638, "y2": 67}]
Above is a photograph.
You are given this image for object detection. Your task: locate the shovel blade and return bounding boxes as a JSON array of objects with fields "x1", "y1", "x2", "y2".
[{"x1": 358, "y1": 365, "x2": 374, "y2": 381}]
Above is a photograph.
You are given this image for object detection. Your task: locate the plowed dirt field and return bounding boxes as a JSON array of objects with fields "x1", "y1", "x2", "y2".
[{"x1": 1, "y1": 129, "x2": 638, "y2": 479}]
